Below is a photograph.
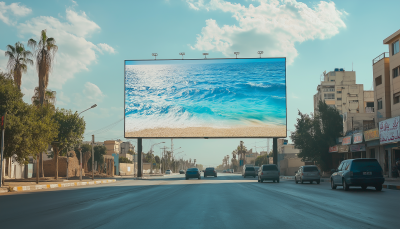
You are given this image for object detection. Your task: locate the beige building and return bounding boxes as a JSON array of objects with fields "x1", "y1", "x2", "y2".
[
  {"x1": 104, "y1": 140, "x2": 123, "y2": 156},
  {"x1": 278, "y1": 144, "x2": 304, "y2": 176},
  {"x1": 370, "y1": 29, "x2": 400, "y2": 176}
]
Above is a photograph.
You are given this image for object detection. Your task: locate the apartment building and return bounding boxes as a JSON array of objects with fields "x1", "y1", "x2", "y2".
[
  {"x1": 104, "y1": 140, "x2": 123, "y2": 156},
  {"x1": 120, "y1": 142, "x2": 135, "y2": 154},
  {"x1": 369, "y1": 29, "x2": 400, "y2": 177}
]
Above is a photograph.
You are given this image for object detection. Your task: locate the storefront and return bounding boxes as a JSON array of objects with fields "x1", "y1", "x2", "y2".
[
  {"x1": 379, "y1": 116, "x2": 400, "y2": 177},
  {"x1": 342, "y1": 136, "x2": 352, "y2": 159},
  {"x1": 350, "y1": 132, "x2": 366, "y2": 158}
]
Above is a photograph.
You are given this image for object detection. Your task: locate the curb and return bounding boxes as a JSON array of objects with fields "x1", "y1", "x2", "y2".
[
  {"x1": 5, "y1": 179, "x2": 116, "y2": 193},
  {"x1": 279, "y1": 176, "x2": 326, "y2": 182},
  {"x1": 383, "y1": 184, "x2": 400, "y2": 190}
]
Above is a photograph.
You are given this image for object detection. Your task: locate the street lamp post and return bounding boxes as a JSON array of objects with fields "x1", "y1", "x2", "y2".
[
  {"x1": 234, "y1": 52, "x2": 240, "y2": 59},
  {"x1": 203, "y1": 53, "x2": 209, "y2": 59},
  {"x1": 149, "y1": 142, "x2": 165, "y2": 174},
  {"x1": 78, "y1": 104, "x2": 97, "y2": 181},
  {"x1": 258, "y1": 51, "x2": 263, "y2": 58},
  {"x1": 179, "y1": 52, "x2": 185, "y2": 60},
  {"x1": 152, "y1": 53, "x2": 158, "y2": 60}
]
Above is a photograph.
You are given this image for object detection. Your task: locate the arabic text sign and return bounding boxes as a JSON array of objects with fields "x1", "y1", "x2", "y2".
[
  {"x1": 350, "y1": 144, "x2": 366, "y2": 152},
  {"x1": 379, "y1": 116, "x2": 400, "y2": 144},
  {"x1": 338, "y1": 145, "x2": 349, "y2": 153},
  {"x1": 364, "y1": 128, "x2": 379, "y2": 141},
  {"x1": 329, "y1": 145, "x2": 338, "y2": 153},
  {"x1": 342, "y1": 136, "x2": 352, "y2": 145},
  {"x1": 353, "y1": 133, "x2": 363, "y2": 144}
]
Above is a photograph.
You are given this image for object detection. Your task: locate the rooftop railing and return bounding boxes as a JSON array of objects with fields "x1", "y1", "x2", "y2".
[{"x1": 372, "y1": 52, "x2": 389, "y2": 65}]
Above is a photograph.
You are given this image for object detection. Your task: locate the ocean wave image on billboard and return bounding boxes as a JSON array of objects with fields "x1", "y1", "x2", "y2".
[{"x1": 125, "y1": 58, "x2": 286, "y2": 138}]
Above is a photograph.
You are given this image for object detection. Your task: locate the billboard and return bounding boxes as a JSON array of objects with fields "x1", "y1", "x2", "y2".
[
  {"x1": 124, "y1": 58, "x2": 286, "y2": 138},
  {"x1": 379, "y1": 116, "x2": 400, "y2": 144}
]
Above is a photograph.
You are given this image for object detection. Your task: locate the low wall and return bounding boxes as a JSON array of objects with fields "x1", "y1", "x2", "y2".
[
  {"x1": 120, "y1": 163, "x2": 134, "y2": 175},
  {"x1": 43, "y1": 151, "x2": 82, "y2": 177}
]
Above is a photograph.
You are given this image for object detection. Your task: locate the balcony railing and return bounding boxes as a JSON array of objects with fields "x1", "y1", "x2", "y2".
[
  {"x1": 365, "y1": 107, "x2": 374, "y2": 113},
  {"x1": 372, "y1": 52, "x2": 389, "y2": 65}
]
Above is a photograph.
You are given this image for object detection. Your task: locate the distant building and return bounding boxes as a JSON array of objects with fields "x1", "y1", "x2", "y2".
[
  {"x1": 104, "y1": 140, "x2": 123, "y2": 155},
  {"x1": 278, "y1": 144, "x2": 304, "y2": 176}
]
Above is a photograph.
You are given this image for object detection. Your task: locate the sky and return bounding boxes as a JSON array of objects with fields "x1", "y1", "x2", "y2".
[{"x1": 0, "y1": 0, "x2": 399, "y2": 167}]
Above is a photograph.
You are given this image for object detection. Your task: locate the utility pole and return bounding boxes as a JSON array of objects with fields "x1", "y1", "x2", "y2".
[
  {"x1": 92, "y1": 135, "x2": 95, "y2": 180},
  {"x1": 160, "y1": 146, "x2": 168, "y2": 173},
  {"x1": 137, "y1": 138, "x2": 142, "y2": 177},
  {"x1": 0, "y1": 112, "x2": 6, "y2": 187}
]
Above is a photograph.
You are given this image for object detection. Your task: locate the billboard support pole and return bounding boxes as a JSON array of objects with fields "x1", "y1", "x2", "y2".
[
  {"x1": 137, "y1": 138, "x2": 142, "y2": 177},
  {"x1": 273, "y1": 138, "x2": 278, "y2": 165}
]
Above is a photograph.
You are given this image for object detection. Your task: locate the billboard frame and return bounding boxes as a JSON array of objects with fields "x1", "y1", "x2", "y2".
[{"x1": 124, "y1": 57, "x2": 287, "y2": 139}]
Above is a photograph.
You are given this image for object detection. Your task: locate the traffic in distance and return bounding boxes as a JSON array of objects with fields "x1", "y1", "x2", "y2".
[{"x1": 168, "y1": 158, "x2": 385, "y2": 191}]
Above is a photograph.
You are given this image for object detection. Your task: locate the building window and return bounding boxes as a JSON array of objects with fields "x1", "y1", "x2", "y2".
[
  {"x1": 336, "y1": 91, "x2": 342, "y2": 94},
  {"x1": 375, "y1": 75, "x2": 382, "y2": 86},
  {"x1": 324, "y1": 93, "x2": 335, "y2": 99},
  {"x1": 377, "y1": 99, "x2": 383, "y2": 110},
  {"x1": 337, "y1": 98, "x2": 342, "y2": 100},
  {"x1": 323, "y1": 88, "x2": 334, "y2": 92},
  {"x1": 393, "y1": 67, "x2": 399, "y2": 78},
  {"x1": 394, "y1": 92, "x2": 400, "y2": 104},
  {"x1": 350, "y1": 100, "x2": 358, "y2": 102},
  {"x1": 393, "y1": 40, "x2": 399, "y2": 55}
]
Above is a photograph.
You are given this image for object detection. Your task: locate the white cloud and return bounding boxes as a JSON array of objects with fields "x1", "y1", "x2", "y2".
[
  {"x1": 0, "y1": 2, "x2": 31, "y2": 25},
  {"x1": 83, "y1": 82, "x2": 105, "y2": 101},
  {"x1": 97, "y1": 43, "x2": 115, "y2": 54},
  {"x1": 13, "y1": 8, "x2": 115, "y2": 104},
  {"x1": 187, "y1": 0, "x2": 347, "y2": 64}
]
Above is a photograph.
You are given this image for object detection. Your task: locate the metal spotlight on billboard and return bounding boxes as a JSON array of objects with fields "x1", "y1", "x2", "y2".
[{"x1": 124, "y1": 57, "x2": 287, "y2": 138}]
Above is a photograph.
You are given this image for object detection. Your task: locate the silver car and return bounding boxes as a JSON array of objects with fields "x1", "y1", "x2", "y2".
[
  {"x1": 258, "y1": 164, "x2": 280, "y2": 183},
  {"x1": 295, "y1": 165, "x2": 320, "y2": 184}
]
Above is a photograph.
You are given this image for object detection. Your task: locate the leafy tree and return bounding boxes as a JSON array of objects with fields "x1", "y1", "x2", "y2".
[
  {"x1": 128, "y1": 149, "x2": 135, "y2": 155},
  {"x1": 119, "y1": 157, "x2": 132, "y2": 163},
  {"x1": 255, "y1": 154, "x2": 270, "y2": 166},
  {"x1": 52, "y1": 108, "x2": 85, "y2": 179},
  {"x1": 28, "y1": 29, "x2": 58, "y2": 106},
  {"x1": 154, "y1": 155, "x2": 160, "y2": 164},
  {"x1": 290, "y1": 101, "x2": 342, "y2": 171},
  {"x1": 5, "y1": 42, "x2": 34, "y2": 90},
  {"x1": 92, "y1": 145, "x2": 107, "y2": 165}
]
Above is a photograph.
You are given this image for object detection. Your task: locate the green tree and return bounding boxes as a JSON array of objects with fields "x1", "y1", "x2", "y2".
[
  {"x1": 119, "y1": 157, "x2": 132, "y2": 163},
  {"x1": 92, "y1": 145, "x2": 107, "y2": 166},
  {"x1": 5, "y1": 42, "x2": 33, "y2": 90},
  {"x1": 290, "y1": 101, "x2": 342, "y2": 171},
  {"x1": 52, "y1": 108, "x2": 85, "y2": 179},
  {"x1": 28, "y1": 29, "x2": 58, "y2": 106},
  {"x1": 255, "y1": 154, "x2": 270, "y2": 166}
]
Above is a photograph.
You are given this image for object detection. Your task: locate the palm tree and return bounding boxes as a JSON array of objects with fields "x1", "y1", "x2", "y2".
[
  {"x1": 28, "y1": 29, "x2": 58, "y2": 106},
  {"x1": 5, "y1": 42, "x2": 33, "y2": 90}
]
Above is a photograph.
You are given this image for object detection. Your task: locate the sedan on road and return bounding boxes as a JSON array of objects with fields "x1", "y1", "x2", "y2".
[
  {"x1": 204, "y1": 167, "x2": 217, "y2": 177},
  {"x1": 295, "y1": 165, "x2": 320, "y2": 184},
  {"x1": 331, "y1": 158, "x2": 385, "y2": 191},
  {"x1": 179, "y1": 170, "x2": 185, "y2": 174},
  {"x1": 186, "y1": 168, "x2": 201, "y2": 180},
  {"x1": 258, "y1": 164, "x2": 280, "y2": 183},
  {"x1": 243, "y1": 167, "x2": 256, "y2": 178},
  {"x1": 165, "y1": 170, "x2": 171, "y2": 175}
]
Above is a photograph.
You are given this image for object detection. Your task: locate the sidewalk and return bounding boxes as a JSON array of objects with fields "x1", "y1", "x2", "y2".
[
  {"x1": 280, "y1": 176, "x2": 400, "y2": 190},
  {"x1": 0, "y1": 177, "x2": 117, "y2": 194}
]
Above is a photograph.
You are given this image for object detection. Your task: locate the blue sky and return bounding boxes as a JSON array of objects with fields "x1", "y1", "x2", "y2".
[{"x1": 0, "y1": 0, "x2": 399, "y2": 167}]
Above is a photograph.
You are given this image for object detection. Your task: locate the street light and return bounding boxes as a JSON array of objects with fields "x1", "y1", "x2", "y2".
[
  {"x1": 234, "y1": 52, "x2": 240, "y2": 58},
  {"x1": 179, "y1": 52, "x2": 185, "y2": 59},
  {"x1": 78, "y1": 104, "x2": 97, "y2": 181},
  {"x1": 152, "y1": 53, "x2": 158, "y2": 60},
  {"x1": 150, "y1": 142, "x2": 165, "y2": 174},
  {"x1": 203, "y1": 53, "x2": 209, "y2": 59},
  {"x1": 257, "y1": 51, "x2": 263, "y2": 58}
]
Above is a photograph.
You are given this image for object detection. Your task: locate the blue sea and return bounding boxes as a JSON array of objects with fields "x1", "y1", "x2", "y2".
[{"x1": 125, "y1": 58, "x2": 286, "y2": 133}]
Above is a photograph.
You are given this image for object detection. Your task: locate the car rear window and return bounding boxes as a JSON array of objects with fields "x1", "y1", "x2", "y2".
[
  {"x1": 206, "y1": 168, "x2": 214, "y2": 170},
  {"x1": 303, "y1": 167, "x2": 318, "y2": 172},
  {"x1": 245, "y1": 167, "x2": 255, "y2": 171},
  {"x1": 351, "y1": 160, "x2": 382, "y2": 172},
  {"x1": 263, "y1": 165, "x2": 278, "y2": 171},
  {"x1": 187, "y1": 168, "x2": 198, "y2": 171}
]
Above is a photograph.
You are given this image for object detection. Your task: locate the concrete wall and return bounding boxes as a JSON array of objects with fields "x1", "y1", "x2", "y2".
[
  {"x1": 119, "y1": 163, "x2": 134, "y2": 175},
  {"x1": 43, "y1": 151, "x2": 81, "y2": 177}
]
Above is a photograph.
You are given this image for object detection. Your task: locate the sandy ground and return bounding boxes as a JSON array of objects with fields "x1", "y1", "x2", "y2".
[{"x1": 125, "y1": 125, "x2": 286, "y2": 138}]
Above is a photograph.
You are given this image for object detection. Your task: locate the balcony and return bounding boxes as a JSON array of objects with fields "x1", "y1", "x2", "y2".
[
  {"x1": 372, "y1": 52, "x2": 389, "y2": 65},
  {"x1": 365, "y1": 107, "x2": 374, "y2": 113}
]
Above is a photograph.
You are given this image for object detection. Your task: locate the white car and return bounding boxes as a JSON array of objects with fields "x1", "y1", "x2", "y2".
[{"x1": 165, "y1": 170, "x2": 172, "y2": 174}]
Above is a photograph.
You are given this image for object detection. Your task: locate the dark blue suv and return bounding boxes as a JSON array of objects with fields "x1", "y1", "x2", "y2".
[{"x1": 330, "y1": 159, "x2": 385, "y2": 191}]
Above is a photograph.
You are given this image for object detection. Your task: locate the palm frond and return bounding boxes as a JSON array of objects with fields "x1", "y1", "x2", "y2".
[{"x1": 6, "y1": 44, "x2": 16, "y2": 53}]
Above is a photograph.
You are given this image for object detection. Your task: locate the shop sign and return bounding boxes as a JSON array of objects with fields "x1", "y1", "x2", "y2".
[
  {"x1": 350, "y1": 144, "x2": 366, "y2": 152},
  {"x1": 364, "y1": 128, "x2": 379, "y2": 141},
  {"x1": 353, "y1": 133, "x2": 363, "y2": 144},
  {"x1": 329, "y1": 145, "x2": 338, "y2": 153},
  {"x1": 379, "y1": 116, "x2": 400, "y2": 144},
  {"x1": 338, "y1": 145, "x2": 349, "y2": 153},
  {"x1": 342, "y1": 136, "x2": 352, "y2": 145},
  {"x1": 338, "y1": 137, "x2": 343, "y2": 143}
]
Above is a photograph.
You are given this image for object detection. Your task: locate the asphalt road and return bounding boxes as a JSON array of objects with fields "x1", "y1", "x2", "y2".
[{"x1": 0, "y1": 173, "x2": 398, "y2": 229}]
